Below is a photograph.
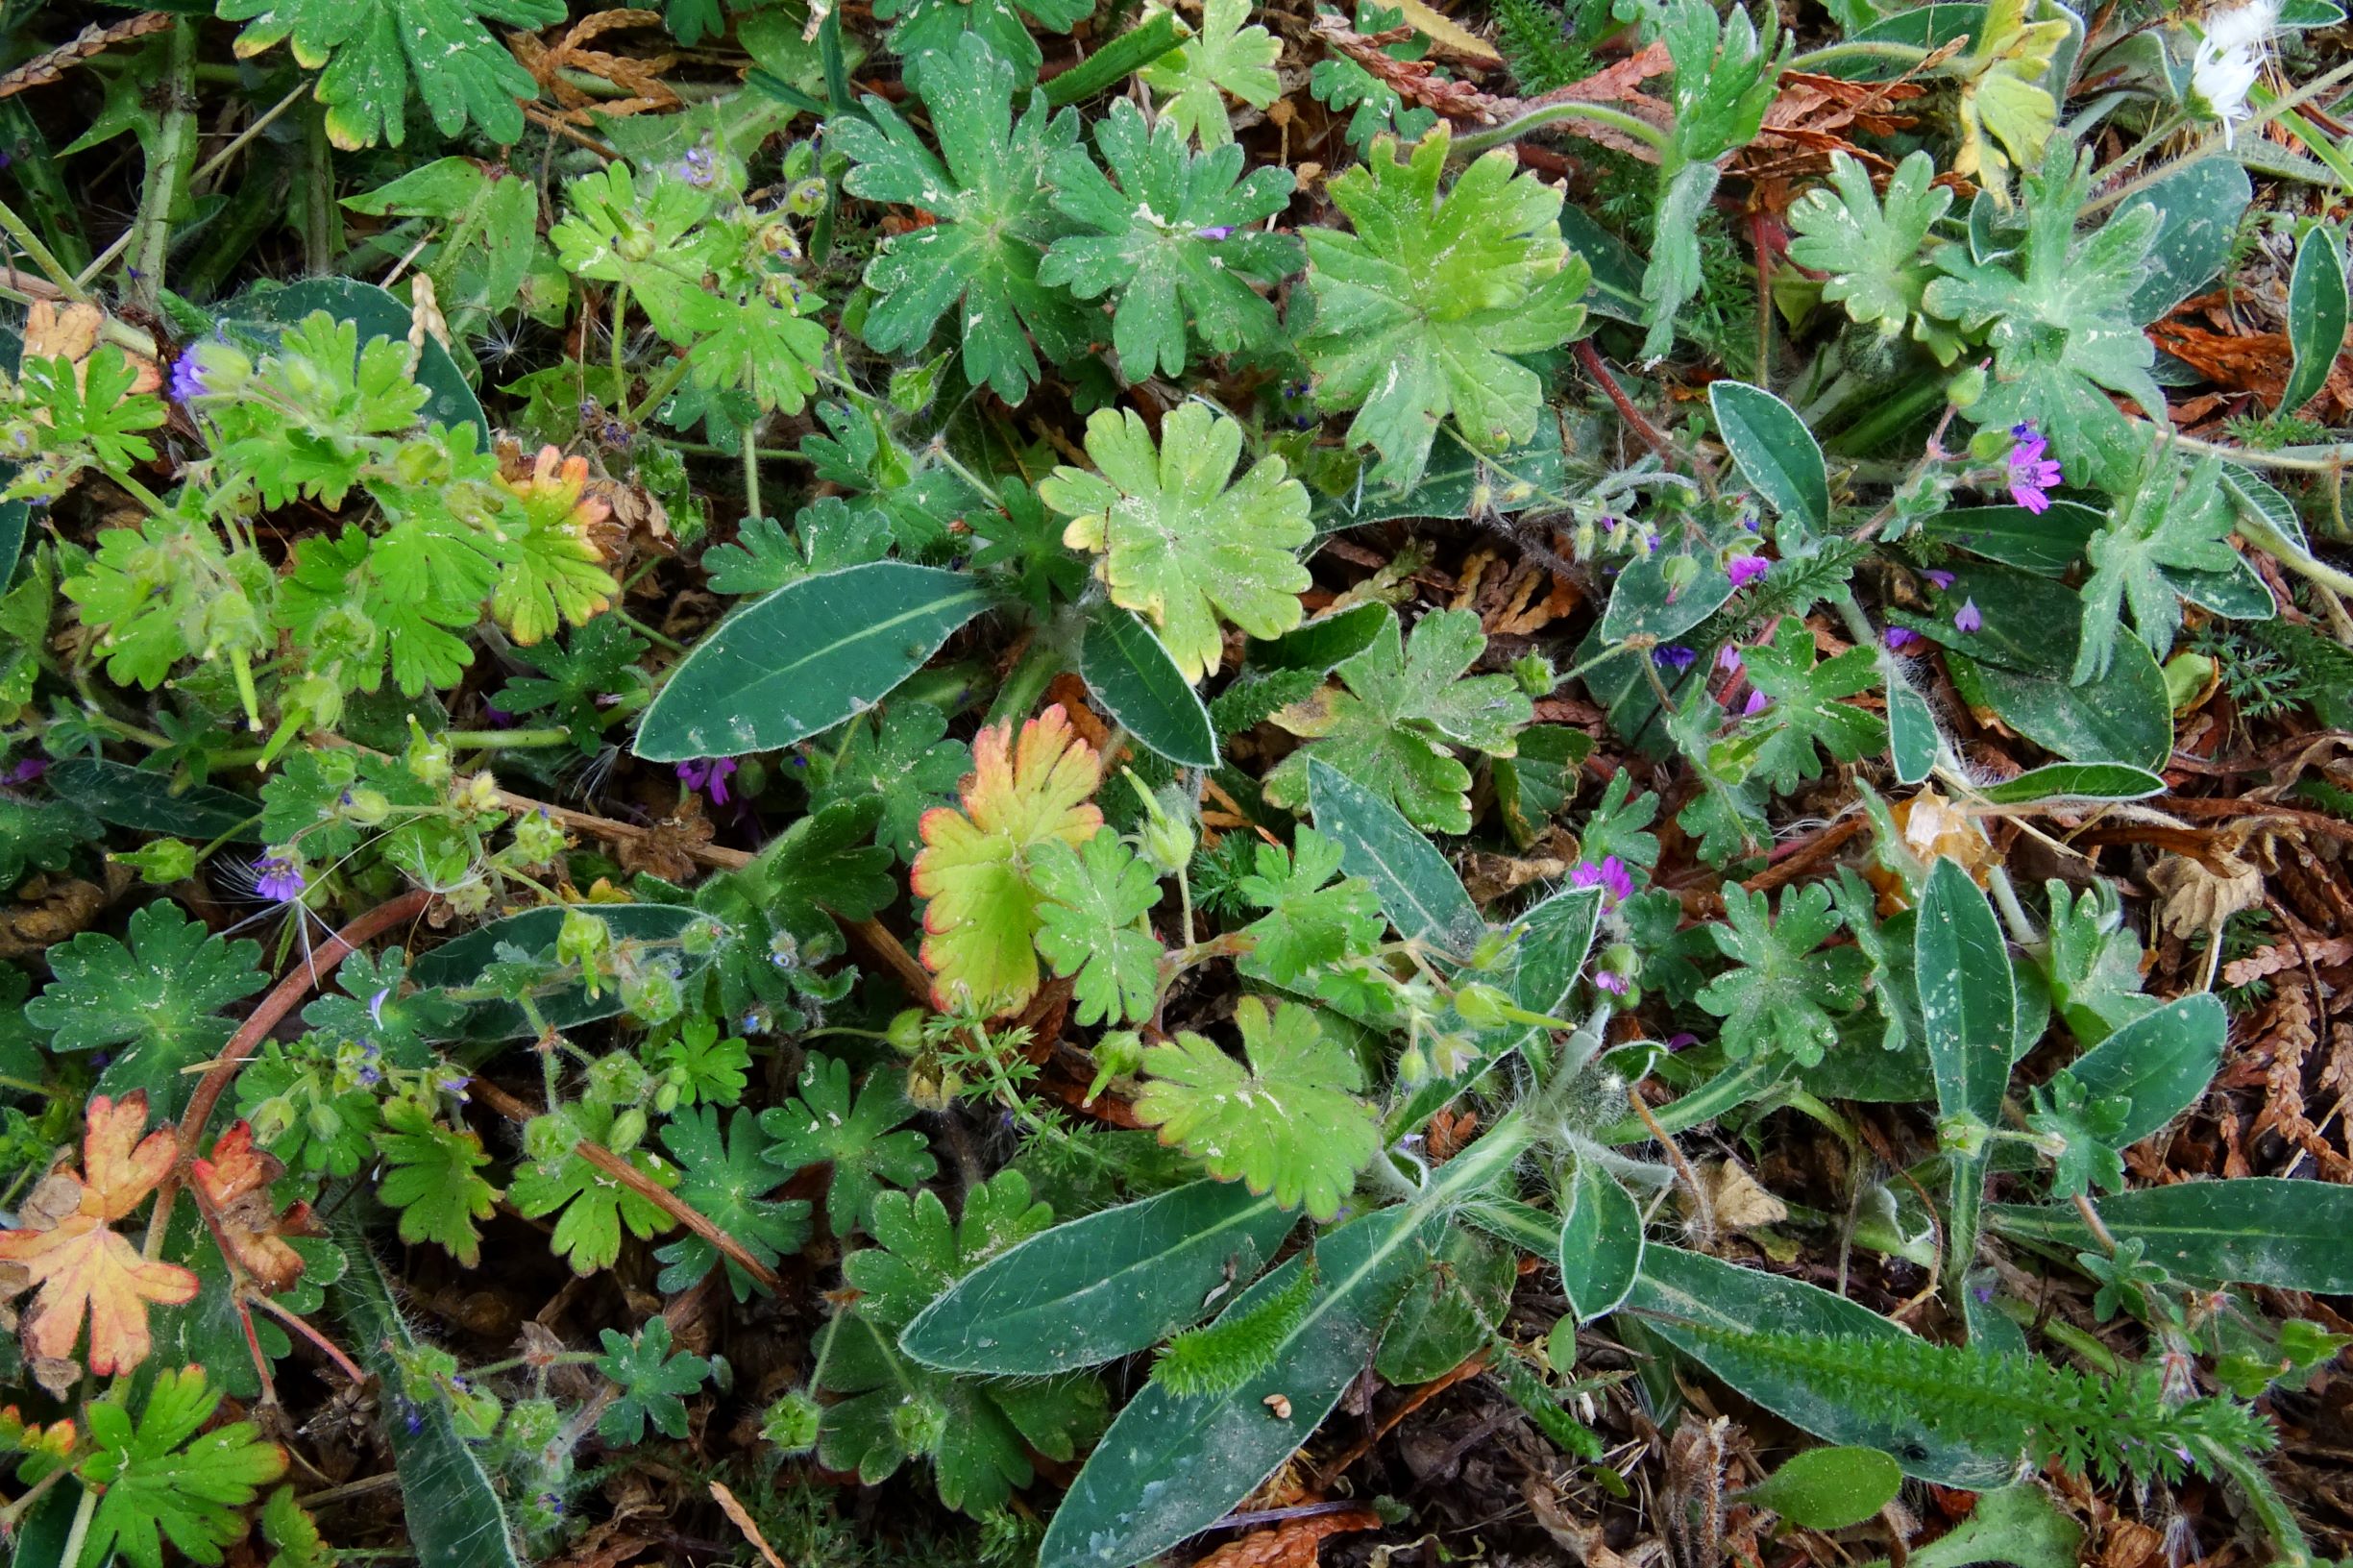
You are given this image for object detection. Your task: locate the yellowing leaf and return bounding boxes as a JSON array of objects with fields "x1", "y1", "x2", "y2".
[
  {"x1": 492, "y1": 445, "x2": 619, "y2": 647},
  {"x1": 911, "y1": 705, "x2": 1105, "y2": 1015},
  {"x1": 1132, "y1": 996, "x2": 1381, "y2": 1220},
  {"x1": 1041, "y1": 403, "x2": 1312, "y2": 682},
  {"x1": 0, "y1": 1092, "x2": 199, "y2": 1376}
]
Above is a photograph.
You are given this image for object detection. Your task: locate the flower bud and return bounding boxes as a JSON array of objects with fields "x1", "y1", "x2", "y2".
[
  {"x1": 1452, "y1": 982, "x2": 1513, "y2": 1030},
  {"x1": 1946, "y1": 364, "x2": 1986, "y2": 409},
  {"x1": 762, "y1": 1388, "x2": 822, "y2": 1453},
  {"x1": 886, "y1": 1008, "x2": 928, "y2": 1055},
  {"x1": 342, "y1": 786, "x2": 393, "y2": 826}
]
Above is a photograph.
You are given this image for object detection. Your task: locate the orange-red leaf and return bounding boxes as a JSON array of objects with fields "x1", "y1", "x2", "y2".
[
  {"x1": 191, "y1": 1121, "x2": 317, "y2": 1294},
  {"x1": 910, "y1": 704, "x2": 1104, "y2": 1015},
  {"x1": 0, "y1": 1092, "x2": 199, "y2": 1376}
]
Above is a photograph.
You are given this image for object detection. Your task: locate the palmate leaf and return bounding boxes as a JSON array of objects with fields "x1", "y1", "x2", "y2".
[
  {"x1": 1041, "y1": 403, "x2": 1312, "y2": 681},
  {"x1": 760, "y1": 1053, "x2": 937, "y2": 1235},
  {"x1": 0, "y1": 1093, "x2": 198, "y2": 1377},
  {"x1": 549, "y1": 163, "x2": 724, "y2": 342},
  {"x1": 700, "y1": 496, "x2": 893, "y2": 598},
  {"x1": 656, "y1": 1106, "x2": 810, "y2": 1298},
  {"x1": 1040, "y1": 99, "x2": 1302, "y2": 380},
  {"x1": 911, "y1": 705, "x2": 1106, "y2": 1016},
  {"x1": 217, "y1": 0, "x2": 565, "y2": 149},
  {"x1": 1263, "y1": 607, "x2": 1534, "y2": 835},
  {"x1": 78, "y1": 1367, "x2": 288, "y2": 1568},
  {"x1": 835, "y1": 35, "x2": 1090, "y2": 404},
  {"x1": 505, "y1": 1100, "x2": 678, "y2": 1275},
  {"x1": 375, "y1": 1101, "x2": 499, "y2": 1267},
  {"x1": 1139, "y1": 0, "x2": 1283, "y2": 147},
  {"x1": 871, "y1": 0, "x2": 1092, "y2": 86},
  {"x1": 1134, "y1": 996, "x2": 1382, "y2": 1220},
  {"x1": 1730, "y1": 615, "x2": 1887, "y2": 792},
  {"x1": 490, "y1": 447, "x2": 619, "y2": 647},
  {"x1": 595, "y1": 1316, "x2": 713, "y2": 1444},
  {"x1": 1234, "y1": 827, "x2": 1385, "y2": 987},
  {"x1": 1301, "y1": 126, "x2": 1590, "y2": 489},
  {"x1": 24, "y1": 901, "x2": 266, "y2": 1114},
  {"x1": 1922, "y1": 139, "x2": 2164, "y2": 491},
  {"x1": 805, "y1": 701, "x2": 969, "y2": 866},
  {"x1": 818, "y1": 1176, "x2": 1105, "y2": 1515},
  {"x1": 2072, "y1": 442, "x2": 2239, "y2": 683},
  {"x1": 1031, "y1": 828, "x2": 1164, "y2": 1026},
  {"x1": 1785, "y1": 150, "x2": 1961, "y2": 362},
  {"x1": 1695, "y1": 884, "x2": 1870, "y2": 1066}
]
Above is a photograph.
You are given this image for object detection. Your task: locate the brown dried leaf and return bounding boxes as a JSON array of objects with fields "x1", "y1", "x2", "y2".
[
  {"x1": 1190, "y1": 1507, "x2": 1383, "y2": 1568},
  {"x1": 2146, "y1": 851, "x2": 2266, "y2": 940}
]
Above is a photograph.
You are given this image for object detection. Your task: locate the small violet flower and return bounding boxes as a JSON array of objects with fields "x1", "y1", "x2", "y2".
[
  {"x1": 1884, "y1": 625, "x2": 1923, "y2": 652},
  {"x1": 1726, "y1": 553, "x2": 1771, "y2": 590},
  {"x1": 253, "y1": 852, "x2": 306, "y2": 904},
  {"x1": 1717, "y1": 644, "x2": 1743, "y2": 674},
  {"x1": 1740, "y1": 688, "x2": 1772, "y2": 717},
  {"x1": 369, "y1": 988, "x2": 391, "y2": 1028},
  {"x1": 167, "y1": 352, "x2": 209, "y2": 406},
  {"x1": 671, "y1": 146, "x2": 721, "y2": 187},
  {"x1": 1922, "y1": 569, "x2": 1956, "y2": 591},
  {"x1": 1570, "y1": 855, "x2": 1635, "y2": 907},
  {"x1": 1, "y1": 757, "x2": 44, "y2": 786},
  {"x1": 1593, "y1": 970, "x2": 1630, "y2": 995},
  {"x1": 1191, "y1": 224, "x2": 1235, "y2": 240},
  {"x1": 1653, "y1": 644, "x2": 1697, "y2": 672},
  {"x1": 676, "y1": 756, "x2": 739, "y2": 805},
  {"x1": 2005, "y1": 422, "x2": 2064, "y2": 514},
  {"x1": 1954, "y1": 599, "x2": 1983, "y2": 634}
]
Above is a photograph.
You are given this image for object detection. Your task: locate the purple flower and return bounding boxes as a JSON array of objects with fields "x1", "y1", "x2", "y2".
[
  {"x1": 1653, "y1": 644, "x2": 1697, "y2": 672},
  {"x1": 1717, "y1": 644, "x2": 1743, "y2": 674},
  {"x1": 1593, "y1": 970, "x2": 1629, "y2": 995},
  {"x1": 167, "y1": 353, "x2": 208, "y2": 405},
  {"x1": 357, "y1": 1063, "x2": 383, "y2": 1088},
  {"x1": 253, "y1": 852, "x2": 306, "y2": 904},
  {"x1": 1600, "y1": 514, "x2": 1620, "y2": 532},
  {"x1": 1740, "y1": 688, "x2": 1771, "y2": 717},
  {"x1": 369, "y1": 988, "x2": 391, "y2": 1028},
  {"x1": 1727, "y1": 553, "x2": 1770, "y2": 589},
  {"x1": 1570, "y1": 855, "x2": 1635, "y2": 907},
  {"x1": 1954, "y1": 599, "x2": 1983, "y2": 634},
  {"x1": 1665, "y1": 1032, "x2": 1699, "y2": 1051},
  {"x1": 2006, "y1": 422, "x2": 2062, "y2": 514},
  {"x1": 1, "y1": 757, "x2": 44, "y2": 786},
  {"x1": 1923, "y1": 569, "x2": 1955, "y2": 591},
  {"x1": 1884, "y1": 625, "x2": 1922, "y2": 652},
  {"x1": 1192, "y1": 225, "x2": 1235, "y2": 239},
  {"x1": 676, "y1": 756, "x2": 739, "y2": 805},
  {"x1": 671, "y1": 146, "x2": 720, "y2": 187}
]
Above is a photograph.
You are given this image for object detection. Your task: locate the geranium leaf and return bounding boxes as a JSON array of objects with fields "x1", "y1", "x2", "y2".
[
  {"x1": 1030, "y1": 828, "x2": 1165, "y2": 1026},
  {"x1": 1301, "y1": 127, "x2": 1590, "y2": 490},
  {"x1": 1138, "y1": 0, "x2": 1283, "y2": 147},
  {"x1": 910, "y1": 704, "x2": 1107, "y2": 1016},
  {"x1": 1041, "y1": 402, "x2": 1312, "y2": 682},
  {"x1": 1133, "y1": 996, "x2": 1382, "y2": 1220},
  {"x1": 760, "y1": 1053, "x2": 937, "y2": 1235}
]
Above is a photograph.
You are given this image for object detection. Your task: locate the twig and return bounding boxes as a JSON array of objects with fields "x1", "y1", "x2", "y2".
[
  {"x1": 146, "y1": 890, "x2": 436, "y2": 1257},
  {"x1": 1630, "y1": 1088, "x2": 1714, "y2": 1247},
  {"x1": 1575, "y1": 340, "x2": 1704, "y2": 480},
  {"x1": 1310, "y1": 1350, "x2": 1490, "y2": 1489},
  {"x1": 468, "y1": 1077, "x2": 783, "y2": 1294}
]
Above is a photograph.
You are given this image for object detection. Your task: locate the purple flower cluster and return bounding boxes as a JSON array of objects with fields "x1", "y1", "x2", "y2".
[{"x1": 1726, "y1": 553, "x2": 1771, "y2": 590}]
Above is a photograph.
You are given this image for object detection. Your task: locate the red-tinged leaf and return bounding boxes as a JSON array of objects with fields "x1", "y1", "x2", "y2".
[
  {"x1": 191, "y1": 1121, "x2": 319, "y2": 1294},
  {"x1": 0, "y1": 1092, "x2": 200, "y2": 1375},
  {"x1": 911, "y1": 704, "x2": 1105, "y2": 1015}
]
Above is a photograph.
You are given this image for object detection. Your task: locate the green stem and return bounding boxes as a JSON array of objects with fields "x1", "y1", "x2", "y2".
[
  {"x1": 438, "y1": 726, "x2": 579, "y2": 750},
  {"x1": 126, "y1": 20, "x2": 199, "y2": 312},
  {"x1": 2096, "y1": 108, "x2": 2191, "y2": 183},
  {"x1": 1783, "y1": 37, "x2": 1936, "y2": 72},
  {"x1": 744, "y1": 435, "x2": 762, "y2": 521},
  {"x1": 1599, "y1": 1056, "x2": 1782, "y2": 1144},
  {"x1": 2084, "y1": 57, "x2": 2353, "y2": 219},
  {"x1": 2198, "y1": 1438, "x2": 2317, "y2": 1568},
  {"x1": 57, "y1": 1484, "x2": 97, "y2": 1568},
  {"x1": 610, "y1": 283, "x2": 630, "y2": 399},
  {"x1": 1945, "y1": 1147, "x2": 1988, "y2": 1324},
  {"x1": 1040, "y1": 11, "x2": 1189, "y2": 107},
  {"x1": 1451, "y1": 99, "x2": 1673, "y2": 159},
  {"x1": 0, "y1": 191, "x2": 89, "y2": 301},
  {"x1": 2237, "y1": 510, "x2": 2353, "y2": 597},
  {"x1": 626, "y1": 354, "x2": 695, "y2": 426}
]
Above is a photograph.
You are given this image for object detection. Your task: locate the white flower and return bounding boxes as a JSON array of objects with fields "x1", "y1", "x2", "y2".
[{"x1": 2192, "y1": 0, "x2": 2280, "y2": 146}]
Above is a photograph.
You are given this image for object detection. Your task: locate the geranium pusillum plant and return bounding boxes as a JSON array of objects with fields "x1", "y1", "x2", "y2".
[{"x1": 2191, "y1": 0, "x2": 2280, "y2": 148}]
